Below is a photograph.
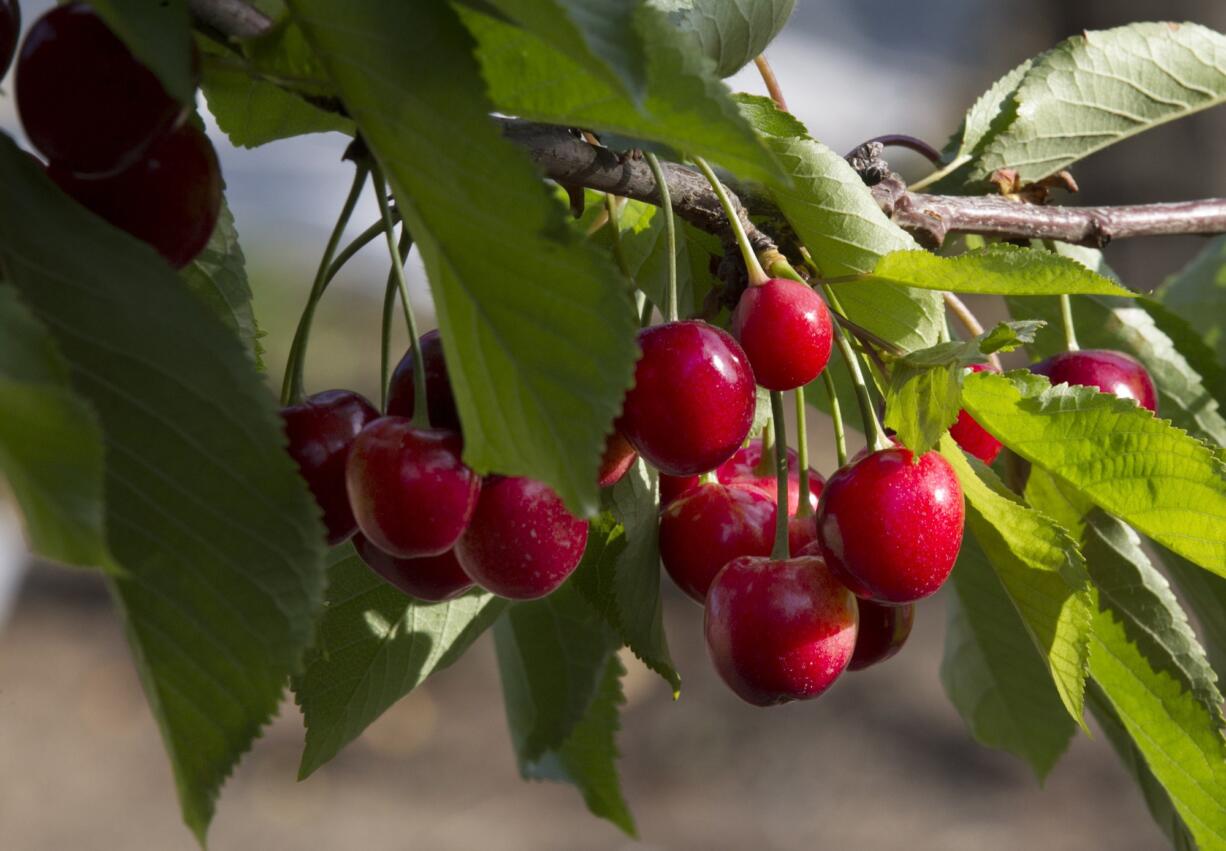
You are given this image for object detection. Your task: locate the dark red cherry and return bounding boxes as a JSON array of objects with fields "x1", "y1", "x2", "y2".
[
  {"x1": 455, "y1": 477, "x2": 588, "y2": 600},
  {"x1": 849, "y1": 599, "x2": 915, "y2": 671},
  {"x1": 787, "y1": 512, "x2": 818, "y2": 556},
  {"x1": 816, "y1": 447, "x2": 964, "y2": 604},
  {"x1": 718, "y1": 438, "x2": 824, "y2": 514},
  {"x1": 346, "y1": 417, "x2": 480, "y2": 558},
  {"x1": 17, "y1": 3, "x2": 186, "y2": 175},
  {"x1": 1030, "y1": 348, "x2": 1158, "y2": 413},
  {"x1": 732, "y1": 278, "x2": 833, "y2": 391},
  {"x1": 386, "y1": 329, "x2": 461, "y2": 431},
  {"x1": 660, "y1": 473, "x2": 700, "y2": 506},
  {"x1": 659, "y1": 482, "x2": 776, "y2": 603},
  {"x1": 353, "y1": 534, "x2": 473, "y2": 603},
  {"x1": 281, "y1": 389, "x2": 378, "y2": 546},
  {"x1": 597, "y1": 432, "x2": 637, "y2": 488},
  {"x1": 949, "y1": 363, "x2": 1003, "y2": 464},
  {"x1": 0, "y1": 0, "x2": 19, "y2": 80},
  {"x1": 48, "y1": 124, "x2": 221, "y2": 268},
  {"x1": 620, "y1": 320, "x2": 756, "y2": 476},
  {"x1": 704, "y1": 553, "x2": 858, "y2": 706}
]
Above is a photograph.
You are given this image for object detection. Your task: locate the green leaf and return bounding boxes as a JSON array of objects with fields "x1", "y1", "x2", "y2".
[
  {"x1": 460, "y1": 2, "x2": 781, "y2": 183},
  {"x1": 290, "y1": 0, "x2": 640, "y2": 517},
  {"x1": 573, "y1": 460, "x2": 680, "y2": 694},
  {"x1": 941, "y1": 532, "x2": 1076, "y2": 779},
  {"x1": 961, "y1": 370, "x2": 1226, "y2": 578},
  {"x1": 294, "y1": 546, "x2": 506, "y2": 779},
  {"x1": 932, "y1": 57, "x2": 1035, "y2": 189},
  {"x1": 0, "y1": 138, "x2": 327, "y2": 841},
  {"x1": 1158, "y1": 234, "x2": 1226, "y2": 368},
  {"x1": 0, "y1": 286, "x2": 111, "y2": 570},
  {"x1": 656, "y1": 0, "x2": 796, "y2": 77},
  {"x1": 1159, "y1": 549, "x2": 1226, "y2": 685},
  {"x1": 939, "y1": 436, "x2": 1094, "y2": 725},
  {"x1": 84, "y1": 0, "x2": 195, "y2": 102},
  {"x1": 201, "y1": 61, "x2": 353, "y2": 148},
  {"x1": 965, "y1": 23, "x2": 1226, "y2": 184}
]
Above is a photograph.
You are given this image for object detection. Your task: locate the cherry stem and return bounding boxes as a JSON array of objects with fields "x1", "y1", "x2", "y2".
[
  {"x1": 769, "y1": 391, "x2": 790, "y2": 560},
  {"x1": 822, "y1": 283, "x2": 891, "y2": 452},
  {"x1": 1059, "y1": 294, "x2": 1081, "y2": 352},
  {"x1": 380, "y1": 228, "x2": 413, "y2": 411},
  {"x1": 604, "y1": 191, "x2": 633, "y2": 282},
  {"x1": 643, "y1": 151, "x2": 679, "y2": 322},
  {"x1": 850, "y1": 134, "x2": 943, "y2": 166},
  {"x1": 754, "y1": 55, "x2": 788, "y2": 111},
  {"x1": 765, "y1": 255, "x2": 805, "y2": 282},
  {"x1": 831, "y1": 311, "x2": 906, "y2": 356},
  {"x1": 822, "y1": 370, "x2": 848, "y2": 467},
  {"x1": 699, "y1": 470, "x2": 718, "y2": 485},
  {"x1": 692, "y1": 156, "x2": 769, "y2": 287},
  {"x1": 372, "y1": 166, "x2": 429, "y2": 428},
  {"x1": 943, "y1": 291, "x2": 1003, "y2": 371},
  {"x1": 794, "y1": 389, "x2": 812, "y2": 518},
  {"x1": 280, "y1": 162, "x2": 369, "y2": 406}
]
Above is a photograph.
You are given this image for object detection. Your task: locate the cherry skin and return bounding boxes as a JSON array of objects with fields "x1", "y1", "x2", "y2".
[
  {"x1": 1031, "y1": 348, "x2": 1158, "y2": 413},
  {"x1": 659, "y1": 482, "x2": 777, "y2": 603},
  {"x1": 816, "y1": 446, "x2": 964, "y2": 604},
  {"x1": 597, "y1": 432, "x2": 637, "y2": 488},
  {"x1": 718, "y1": 438, "x2": 824, "y2": 514},
  {"x1": 280, "y1": 389, "x2": 379, "y2": 546},
  {"x1": 49, "y1": 124, "x2": 221, "y2": 269},
  {"x1": 949, "y1": 363, "x2": 1003, "y2": 464},
  {"x1": 386, "y1": 329, "x2": 461, "y2": 431},
  {"x1": 732, "y1": 278, "x2": 833, "y2": 391},
  {"x1": 849, "y1": 599, "x2": 915, "y2": 671},
  {"x1": 787, "y1": 512, "x2": 818, "y2": 556},
  {"x1": 345, "y1": 417, "x2": 480, "y2": 558},
  {"x1": 620, "y1": 320, "x2": 756, "y2": 476},
  {"x1": 660, "y1": 473, "x2": 700, "y2": 506},
  {"x1": 455, "y1": 477, "x2": 588, "y2": 600},
  {"x1": 353, "y1": 534, "x2": 473, "y2": 603},
  {"x1": 0, "y1": 0, "x2": 19, "y2": 81},
  {"x1": 17, "y1": 3, "x2": 186, "y2": 175},
  {"x1": 704, "y1": 553, "x2": 858, "y2": 706}
]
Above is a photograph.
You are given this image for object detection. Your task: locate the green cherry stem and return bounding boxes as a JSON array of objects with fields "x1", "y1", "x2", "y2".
[
  {"x1": 643, "y1": 152, "x2": 679, "y2": 322},
  {"x1": 1059, "y1": 293, "x2": 1081, "y2": 352},
  {"x1": 822, "y1": 370, "x2": 848, "y2": 467},
  {"x1": 769, "y1": 390, "x2": 790, "y2": 560},
  {"x1": 794, "y1": 389, "x2": 812, "y2": 518},
  {"x1": 692, "y1": 156, "x2": 769, "y2": 287},
  {"x1": 372, "y1": 166, "x2": 429, "y2": 428},
  {"x1": 380, "y1": 228, "x2": 414, "y2": 411},
  {"x1": 822, "y1": 283, "x2": 891, "y2": 452},
  {"x1": 699, "y1": 470, "x2": 719, "y2": 485},
  {"x1": 280, "y1": 162, "x2": 370, "y2": 406},
  {"x1": 604, "y1": 192, "x2": 632, "y2": 281}
]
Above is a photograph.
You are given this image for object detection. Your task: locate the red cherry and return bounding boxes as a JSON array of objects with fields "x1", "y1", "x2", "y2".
[
  {"x1": 280, "y1": 389, "x2": 378, "y2": 546},
  {"x1": 660, "y1": 473, "x2": 700, "y2": 506},
  {"x1": 949, "y1": 363, "x2": 1003, "y2": 464},
  {"x1": 787, "y1": 512, "x2": 818, "y2": 556},
  {"x1": 0, "y1": 0, "x2": 19, "y2": 80},
  {"x1": 345, "y1": 417, "x2": 480, "y2": 558},
  {"x1": 718, "y1": 438, "x2": 824, "y2": 514},
  {"x1": 17, "y1": 3, "x2": 187, "y2": 175},
  {"x1": 704, "y1": 554, "x2": 858, "y2": 706},
  {"x1": 597, "y1": 432, "x2": 637, "y2": 488},
  {"x1": 353, "y1": 534, "x2": 473, "y2": 603},
  {"x1": 620, "y1": 320, "x2": 756, "y2": 476},
  {"x1": 48, "y1": 125, "x2": 221, "y2": 268},
  {"x1": 455, "y1": 477, "x2": 588, "y2": 600},
  {"x1": 1030, "y1": 349, "x2": 1158, "y2": 413},
  {"x1": 659, "y1": 482, "x2": 776, "y2": 603},
  {"x1": 731, "y1": 278, "x2": 833, "y2": 391},
  {"x1": 816, "y1": 447, "x2": 964, "y2": 604},
  {"x1": 386, "y1": 329, "x2": 461, "y2": 431},
  {"x1": 848, "y1": 599, "x2": 915, "y2": 671}
]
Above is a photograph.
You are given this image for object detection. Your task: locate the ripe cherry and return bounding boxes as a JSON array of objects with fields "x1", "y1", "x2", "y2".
[
  {"x1": 816, "y1": 446, "x2": 964, "y2": 604},
  {"x1": 455, "y1": 476, "x2": 588, "y2": 600},
  {"x1": 1031, "y1": 349, "x2": 1158, "y2": 413},
  {"x1": 17, "y1": 3, "x2": 187, "y2": 175},
  {"x1": 788, "y1": 512, "x2": 818, "y2": 555},
  {"x1": 0, "y1": 0, "x2": 19, "y2": 80},
  {"x1": 386, "y1": 329, "x2": 461, "y2": 431},
  {"x1": 620, "y1": 320, "x2": 756, "y2": 476},
  {"x1": 353, "y1": 534, "x2": 473, "y2": 603},
  {"x1": 848, "y1": 598, "x2": 915, "y2": 671},
  {"x1": 48, "y1": 124, "x2": 221, "y2": 268},
  {"x1": 719, "y1": 438, "x2": 824, "y2": 514},
  {"x1": 660, "y1": 473, "x2": 699, "y2": 506},
  {"x1": 732, "y1": 278, "x2": 833, "y2": 391},
  {"x1": 345, "y1": 417, "x2": 480, "y2": 558},
  {"x1": 659, "y1": 481, "x2": 776, "y2": 603},
  {"x1": 280, "y1": 389, "x2": 378, "y2": 546},
  {"x1": 597, "y1": 432, "x2": 637, "y2": 488},
  {"x1": 704, "y1": 552, "x2": 858, "y2": 706},
  {"x1": 949, "y1": 363, "x2": 1003, "y2": 464}
]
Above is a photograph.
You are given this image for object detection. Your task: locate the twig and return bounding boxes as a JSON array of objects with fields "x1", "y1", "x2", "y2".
[{"x1": 754, "y1": 55, "x2": 788, "y2": 111}]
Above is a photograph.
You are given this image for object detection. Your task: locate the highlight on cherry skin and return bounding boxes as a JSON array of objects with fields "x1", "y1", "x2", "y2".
[
  {"x1": 1030, "y1": 348, "x2": 1158, "y2": 413},
  {"x1": 816, "y1": 446, "x2": 965, "y2": 605},
  {"x1": 949, "y1": 363, "x2": 1003, "y2": 465},
  {"x1": 849, "y1": 599, "x2": 916, "y2": 672},
  {"x1": 353, "y1": 533, "x2": 473, "y2": 603},
  {"x1": 387, "y1": 329, "x2": 462, "y2": 431},
  {"x1": 0, "y1": 0, "x2": 19, "y2": 80},
  {"x1": 345, "y1": 416, "x2": 480, "y2": 559},
  {"x1": 732, "y1": 277, "x2": 834, "y2": 391}
]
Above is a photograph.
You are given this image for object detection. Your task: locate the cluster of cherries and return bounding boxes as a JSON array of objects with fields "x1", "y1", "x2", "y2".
[{"x1": 7, "y1": 3, "x2": 221, "y2": 269}]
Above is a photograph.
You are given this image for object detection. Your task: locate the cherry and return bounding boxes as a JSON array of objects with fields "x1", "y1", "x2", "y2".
[
  {"x1": 353, "y1": 534, "x2": 473, "y2": 603},
  {"x1": 597, "y1": 432, "x2": 637, "y2": 488},
  {"x1": 949, "y1": 363, "x2": 1003, "y2": 464},
  {"x1": 455, "y1": 476, "x2": 588, "y2": 600},
  {"x1": 280, "y1": 389, "x2": 378, "y2": 546},
  {"x1": 48, "y1": 124, "x2": 221, "y2": 269},
  {"x1": 704, "y1": 553, "x2": 858, "y2": 706},
  {"x1": 345, "y1": 417, "x2": 480, "y2": 558},
  {"x1": 17, "y1": 3, "x2": 187, "y2": 175},
  {"x1": 816, "y1": 447, "x2": 964, "y2": 604},
  {"x1": 732, "y1": 278, "x2": 833, "y2": 391},
  {"x1": 788, "y1": 512, "x2": 818, "y2": 556},
  {"x1": 386, "y1": 329, "x2": 461, "y2": 431},
  {"x1": 1030, "y1": 348, "x2": 1158, "y2": 413},
  {"x1": 619, "y1": 320, "x2": 756, "y2": 476},
  {"x1": 718, "y1": 438, "x2": 824, "y2": 514},
  {"x1": 660, "y1": 473, "x2": 699, "y2": 506},
  {"x1": 659, "y1": 481, "x2": 776, "y2": 603},
  {"x1": 0, "y1": 0, "x2": 18, "y2": 80},
  {"x1": 848, "y1": 598, "x2": 915, "y2": 671}
]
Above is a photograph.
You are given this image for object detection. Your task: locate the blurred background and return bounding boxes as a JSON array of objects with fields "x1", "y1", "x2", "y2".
[{"x1": 3, "y1": 1, "x2": 1226, "y2": 848}]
